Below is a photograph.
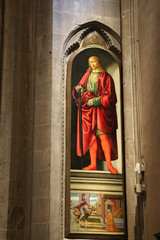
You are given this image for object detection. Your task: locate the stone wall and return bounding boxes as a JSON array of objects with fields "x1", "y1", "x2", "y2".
[
  {"x1": 1, "y1": 0, "x2": 160, "y2": 240},
  {"x1": 0, "y1": 0, "x2": 36, "y2": 240},
  {"x1": 31, "y1": 0, "x2": 53, "y2": 240},
  {"x1": 52, "y1": 1, "x2": 122, "y2": 239},
  {"x1": 137, "y1": 1, "x2": 160, "y2": 240},
  {"x1": 121, "y1": 1, "x2": 137, "y2": 239}
]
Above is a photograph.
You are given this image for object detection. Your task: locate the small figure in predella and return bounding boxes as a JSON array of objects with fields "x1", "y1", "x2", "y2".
[
  {"x1": 105, "y1": 208, "x2": 120, "y2": 232},
  {"x1": 72, "y1": 56, "x2": 118, "y2": 174}
]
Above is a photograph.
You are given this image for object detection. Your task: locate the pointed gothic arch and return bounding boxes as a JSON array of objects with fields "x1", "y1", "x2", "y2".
[{"x1": 63, "y1": 21, "x2": 121, "y2": 60}]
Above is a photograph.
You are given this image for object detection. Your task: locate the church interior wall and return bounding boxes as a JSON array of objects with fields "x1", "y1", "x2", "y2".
[
  {"x1": 0, "y1": 0, "x2": 160, "y2": 240},
  {"x1": 137, "y1": 1, "x2": 160, "y2": 239},
  {"x1": 0, "y1": 1, "x2": 36, "y2": 239}
]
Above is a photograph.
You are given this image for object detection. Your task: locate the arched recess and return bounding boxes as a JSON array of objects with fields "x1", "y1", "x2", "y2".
[
  {"x1": 63, "y1": 21, "x2": 121, "y2": 59},
  {"x1": 63, "y1": 21, "x2": 127, "y2": 239}
]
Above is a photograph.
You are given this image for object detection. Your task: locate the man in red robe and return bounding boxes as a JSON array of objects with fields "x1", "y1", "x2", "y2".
[{"x1": 72, "y1": 56, "x2": 118, "y2": 174}]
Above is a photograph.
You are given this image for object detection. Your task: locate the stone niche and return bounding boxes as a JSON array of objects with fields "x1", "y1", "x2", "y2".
[{"x1": 63, "y1": 21, "x2": 127, "y2": 240}]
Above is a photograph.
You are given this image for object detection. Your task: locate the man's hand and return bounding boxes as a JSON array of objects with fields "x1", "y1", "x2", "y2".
[
  {"x1": 87, "y1": 99, "x2": 94, "y2": 106},
  {"x1": 75, "y1": 85, "x2": 83, "y2": 93}
]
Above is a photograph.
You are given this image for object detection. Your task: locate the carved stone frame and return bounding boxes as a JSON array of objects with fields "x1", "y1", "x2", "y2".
[{"x1": 63, "y1": 21, "x2": 127, "y2": 239}]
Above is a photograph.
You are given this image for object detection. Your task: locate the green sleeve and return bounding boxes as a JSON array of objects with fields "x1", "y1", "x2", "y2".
[{"x1": 92, "y1": 96, "x2": 101, "y2": 106}]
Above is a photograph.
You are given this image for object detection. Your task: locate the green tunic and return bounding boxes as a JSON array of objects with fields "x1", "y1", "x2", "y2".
[{"x1": 84, "y1": 72, "x2": 104, "y2": 135}]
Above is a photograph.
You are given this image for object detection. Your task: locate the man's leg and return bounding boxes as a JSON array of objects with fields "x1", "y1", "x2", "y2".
[
  {"x1": 99, "y1": 134, "x2": 118, "y2": 174},
  {"x1": 83, "y1": 139, "x2": 97, "y2": 170}
]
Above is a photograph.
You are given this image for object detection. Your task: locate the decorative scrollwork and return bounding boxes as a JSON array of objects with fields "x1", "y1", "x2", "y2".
[
  {"x1": 64, "y1": 21, "x2": 121, "y2": 60},
  {"x1": 109, "y1": 45, "x2": 121, "y2": 59},
  {"x1": 65, "y1": 42, "x2": 80, "y2": 57}
]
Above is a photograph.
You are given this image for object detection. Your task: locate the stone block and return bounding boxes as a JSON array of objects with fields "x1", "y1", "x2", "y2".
[
  {"x1": 9, "y1": 181, "x2": 26, "y2": 199},
  {"x1": 52, "y1": 57, "x2": 63, "y2": 81},
  {"x1": 51, "y1": 135, "x2": 62, "y2": 166},
  {"x1": 0, "y1": 230, "x2": 7, "y2": 240},
  {"x1": 121, "y1": 10, "x2": 131, "y2": 40},
  {"x1": 123, "y1": 81, "x2": 133, "y2": 110},
  {"x1": 34, "y1": 125, "x2": 51, "y2": 151},
  {"x1": 53, "y1": 0, "x2": 81, "y2": 14},
  {"x1": 36, "y1": 35, "x2": 52, "y2": 65},
  {"x1": 53, "y1": 12, "x2": 77, "y2": 35},
  {"x1": 122, "y1": 59, "x2": 132, "y2": 85},
  {"x1": 18, "y1": 53, "x2": 31, "y2": 76},
  {"x1": 4, "y1": 11, "x2": 20, "y2": 31},
  {"x1": 5, "y1": 30, "x2": 20, "y2": 52},
  {"x1": 50, "y1": 222, "x2": 60, "y2": 240},
  {"x1": 125, "y1": 138, "x2": 135, "y2": 163},
  {"x1": 32, "y1": 198, "x2": 50, "y2": 223},
  {"x1": 6, "y1": 28, "x2": 31, "y2": 54},
  {"x1": 37, "y1": 12, "x2": 53, "y2": 38},
  {"x1": 0, "y1": 206, "x2": 8, "y2": 228},
  {"x1": 0, "y1": 137, "x2": 11, "y2": 176},
  {"x1": 9, "y1": 136, "x2": 31, "y2": 166},
  {"x1": 33, "y1": 150, "x2": 51, "y2": 172},
  {"x1": 0, "y1": 112, "x2": 12, "y2": 139},
  {"x1": 35, "y1": 81, "x2": 52, "y2": 102},
  {"x1": 50, "y1": 197, "x2": 61, "y2": 223},
  {"x1": 124, "y1": 109, "x2": 134, "y2": 139},
  {"x1": 20, "y1": 30, "x2": 31, "y2": 53},
  {"x1": 121, "y1": 0, "x2": 131, "y2": 12},
  {"x1": 125, "y1": 163, "x2": 136, "y2": 192},
  {"x1": 7, "y1": 230, "x2": 24, "y2": 240},
  {"x1": 1, "y1": 32, "x2": 8, "y2": 70},
  {"x1": 51, "y1": 137, "x2": 62, "y2": 169},
  {"x1": 1, "y1": 70, "x2": 14, "y2": 96},
  {"x1": 35, "y1": 100, "x2": 51, "y2": 126},
  {"x1": 127, "y1": 214, "x2": 135, "y2": 240},
  {"x1": 51, "y1": 107, "x2": 63, "y2": 128},
  {"x1": 0, "y1": 159, "x2": 10, "y2": 180},
  {"x1": 122, "y1": 40, "x2": 132, "y2": 67},
  {"x1": 2, "y1": 47, "x2": 19, "y2": 71},
  {"x1": 53, "y1": 99, "x2": 62, "y2": 112},
  {"x1": 53, "y1": 33, "x2": 66, "y2": 59},
  {"x1": 90, "y1": 0, "x2": 120, "y2": 18},
  {"x1": 32, "y1": 171, "x2": 50, "y2": 199},
  {"x1": 37, "y1": 0, "x2": 52, "y2": 15},
  {"x1": 52, "y1": 79, "x2": 63, "y2": 111},
  {"x1": 7, "y1": 205, "x2": 26, "y2": 230},
  {"x1": 0, "y1": 179, "x2": 9, "y2": 203},
  {"x1": 31, "y1": 223, "x2": 49, "y2": 240},
  {"x1": 50, "y1": 171, "x2": 61, "y2": 197},
  {"x1": 36, "y1": 60, "x2": 52, "y2": 84},
  {"x1": 126, "y1": 190, "x2": 136, "y2": 216}
]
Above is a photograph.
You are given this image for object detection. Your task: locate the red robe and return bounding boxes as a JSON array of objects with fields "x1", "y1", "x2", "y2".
[{"x1": 72, "y1": 71, "x2": 118, "y2": 161}]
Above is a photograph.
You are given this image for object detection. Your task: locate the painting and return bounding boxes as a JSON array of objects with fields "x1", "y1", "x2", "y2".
[
  {"x1": 71, "y1": 48, "x2": 122, "y2": 174},
  {"x1": 70, "y1": 192, "x2": 124, "y2": 235},
  {"x1": 65, "y1": 29, "x2": 126, "y2": 239}
]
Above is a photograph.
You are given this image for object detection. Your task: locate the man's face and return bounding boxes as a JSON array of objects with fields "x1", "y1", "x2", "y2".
[{"x1": 89, "y1": 58, "x2": 99, "y2": 70}]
